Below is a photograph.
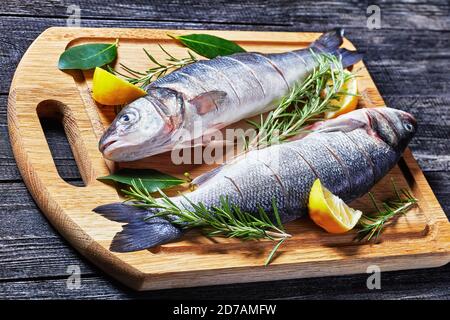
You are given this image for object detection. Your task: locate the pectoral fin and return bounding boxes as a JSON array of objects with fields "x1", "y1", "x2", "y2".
[{"x1": 190, "y1": 91, "x2": 227, "y2": 115}]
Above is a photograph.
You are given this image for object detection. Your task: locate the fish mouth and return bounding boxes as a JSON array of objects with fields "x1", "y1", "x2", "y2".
[
  {"x1": 99, "y1": 133, "x2": 129, "y2": 155},
  {"x1": 99, "y1": 138, "x2": 132, "y2": 157},
  {"x1": 404, "y1": 111, "x2": 417, "y2": 127},
  {"x1": 99, "y1": 137, "x2": 141, "y2": 161},
  {"x1": 99, "y1": 139, "x2": 117, "y2": 153},
  {"x1": 101, "y1": 141, "x2": 134, "y2": 160}
]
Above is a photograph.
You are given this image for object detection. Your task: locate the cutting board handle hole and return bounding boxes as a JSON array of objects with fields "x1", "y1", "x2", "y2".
[{"x1": 37, "y1": 100, "x2": 95, "y2": 187}]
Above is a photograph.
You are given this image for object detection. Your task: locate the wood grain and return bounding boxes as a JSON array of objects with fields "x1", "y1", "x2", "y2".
[
  {"x1": 1, "y1": 263, "x2": 449, "y2": 300},
  {"x1": 6, "y1": 27, "x2": 450, "y2": 291},
  {"x1": 1, "y1": 0, "x2": 448, "y2": 31}
]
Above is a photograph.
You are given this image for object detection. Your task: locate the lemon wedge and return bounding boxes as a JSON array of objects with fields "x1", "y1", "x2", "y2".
[
  {"x1": 92, "y1": 67, "x2": 146, "y2": 105},
  {"x1": 323, "y1": 70, "x2": 358, "y2": 119},
  {"x1": 308, "y1": 179, "x2": 362, "y2": 233}
]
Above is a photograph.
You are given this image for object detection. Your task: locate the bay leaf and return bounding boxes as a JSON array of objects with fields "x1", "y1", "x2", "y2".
[
  {"x1": 171, "y1": 34, "x2": 245, "y2": 59},
  {"x1": 58, "y1": 41, "x2": 118, "y2": 70},
  {"x1": 97, "y1": 169, "x2": 185, "y2": 193}
]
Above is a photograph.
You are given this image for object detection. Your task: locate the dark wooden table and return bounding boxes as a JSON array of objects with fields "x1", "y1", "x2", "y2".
[{"x1": 0, "y1": 0, "x2": 449, "y2": 299}]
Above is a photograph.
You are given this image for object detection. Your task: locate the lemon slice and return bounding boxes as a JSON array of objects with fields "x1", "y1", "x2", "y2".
[
  {"x1": 92, "y1": 67, "x2": 146, "y2": 105},
  {"x1": 308, "y1": 179, "x2": 362, "y2": 233},
  {"x1": 323, "y1": 70, "x2": 358, "y2": 119}
]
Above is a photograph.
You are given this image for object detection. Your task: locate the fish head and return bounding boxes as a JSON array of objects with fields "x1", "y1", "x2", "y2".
[
  {"x1": 316, "y1": 107, "x2": 417, "y2": 152},
  {"x1": 365, "y1": 107, "x2": 417, "y2": 151},
  {"x1": 99, "y1": 90, "x2": 184, "y2": 162}
]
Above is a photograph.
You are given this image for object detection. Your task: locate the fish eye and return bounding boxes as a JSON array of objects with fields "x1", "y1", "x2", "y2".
[
  {"x1": 403, "y1": 121, "x2": 414, "y2": 132},
  {"x1": 119, "y1": 113, "x2": 135, "y2": 124}
]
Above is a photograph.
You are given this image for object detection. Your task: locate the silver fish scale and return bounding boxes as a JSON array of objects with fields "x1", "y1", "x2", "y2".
[
  {"x1": 175, "y1": 62, "x2": 241, "y2": 105},
  {"x1": 265, "y1": 51, "x2": 315, "y2": 85},
  {"x1": 183, "y1": 175, "x2": 242, "y2": 208},
  {"x1": 229, "y1": 53, "x2": 289, "y2": 99},
  {"x1": 194, "y1": 153, "x2": 285, "y2": 215},
  {"x1": 151, "y1": 72, "x2": 206, "y2": 99},
  {"x1": 170, "y1": 128, "x2": 400, "y2": 223},
  {"x1": 343, "y1": 130, "x2": 397, "y2": 181},
  {"x1": 230, "y1": 162, "x2": 281, "y2": 214},
  {"x1": 312, "y1": 131, "x2": 375, "y2": 200},
  {"x1": 205, "y1": 56, "x2": 267, "y2": 108},
  {"x1": 285, "y1": 135, "x2": 351, "y2": 196},
  {"x1": 255, "y1": 144, "x2": 315, "y2": 221}
]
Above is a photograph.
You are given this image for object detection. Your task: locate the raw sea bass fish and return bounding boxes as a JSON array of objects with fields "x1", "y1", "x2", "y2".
[
  {"x1": 94, "y1": 107, "x2": 417, "y2": 252},
  {"x1": 99, "y1": 28, "x2": 362, "y2": 162}
]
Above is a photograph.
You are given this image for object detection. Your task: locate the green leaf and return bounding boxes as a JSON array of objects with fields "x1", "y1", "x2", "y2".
[
  {"x1": 97, "y1": 169, "x2": 185, "y2": 193},
  {"x1": 58, "y1": 41, "x2": 118, "y2": 70},
  {"x1": 170, "y1": 34, "x2": 245, "y2": 59}
]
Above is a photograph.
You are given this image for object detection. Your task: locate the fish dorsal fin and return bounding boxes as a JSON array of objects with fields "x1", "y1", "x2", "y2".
[
  {"x1": 315, "y1": 118, "x2": 367, "y2": 134},
  {"x1": 189, "y1": 91, "x2": 227, "y2": 115},
  {"x1": 288, "y1": 118, "x2": 367, "y2": 142},
  {"x1": 191, "y1": 152, "x2": 246, "y2": 188},
  {"x1": 191, "y1": 164, "x2": 225, "y2": 187}
]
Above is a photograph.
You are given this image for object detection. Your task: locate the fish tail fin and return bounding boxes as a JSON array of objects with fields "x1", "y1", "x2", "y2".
[
  {"x1": 93, "y1": 203, "x2": 183, "y2": 252},
  {"x1": 309, "y1": 28, "x2": 363, "y2": 67},
  {"x1": 337, "y1": 48, "x2": 364, "y2": 68},
  {"x1": 310, "y1": 28, "x2": 344, "y2": 53}
]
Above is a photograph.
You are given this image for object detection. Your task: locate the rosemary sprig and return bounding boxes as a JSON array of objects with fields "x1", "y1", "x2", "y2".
[
  {"x1": 109, "y1": 44, "x2": 197, "y2": 88},
  {"x1": 123, "y1": 179, "x2": 291, "y2": 265},
  {"x1": 355, "y1": 180, "x2": 418, "y2": 241},
  {"x1": 247, "y1": 51, "x2": 353, "y2": 150}
]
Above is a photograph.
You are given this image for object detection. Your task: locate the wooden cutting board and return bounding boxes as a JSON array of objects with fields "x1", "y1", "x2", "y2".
[{"x1": 8, "y1": 27, "x2": 450, "y2": 291}]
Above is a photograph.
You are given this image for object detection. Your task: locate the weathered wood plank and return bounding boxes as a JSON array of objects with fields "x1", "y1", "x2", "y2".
[
  {"x1": 0, "y1": 265, "x2": 449, "y2": 299},
  {"x1": 385, "y1": 95, "x2": 450, "y2": 172},
  {"x1": 0, "y1": 181, "x2": 98, "y2": 280},
  {"x1": 0, "y1": 234, "x2": 97, "y2": 281},
  {"x1": 421, "y1": 171, "x2": 450, "y2": 213},
  {"x1": 0, "y1": 0, "x2": 448, "y2": 31}
]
